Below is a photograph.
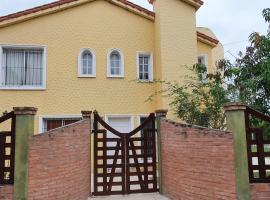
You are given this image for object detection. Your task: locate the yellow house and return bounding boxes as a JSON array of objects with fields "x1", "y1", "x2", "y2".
[{"x1": 0, "y1": 0, "x2": 223, "y2": 133}]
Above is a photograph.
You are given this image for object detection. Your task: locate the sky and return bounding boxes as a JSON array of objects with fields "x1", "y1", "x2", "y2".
[{"x1": 0, "y1": 0, "x2": 269, "y2": 61}]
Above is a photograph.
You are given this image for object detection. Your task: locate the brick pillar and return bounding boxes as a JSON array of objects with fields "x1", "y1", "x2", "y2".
[
  {"x1": 224, "y1": 103, "x2": 251, "y2": 200},
  {"x1": 13, "y1": 107, "x2": 37, "y2": 200},
  {"x1": 81, "y1": 110, "x2": 92, "y2": 196},
  {"x1": 155, "y1": 109, "x2": 168, "y2": 194}
]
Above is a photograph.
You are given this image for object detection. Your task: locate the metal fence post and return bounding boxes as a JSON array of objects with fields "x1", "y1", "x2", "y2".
[
  {"x1": 155, "y1": 109, "x2": 168, "y2": 195},
  {"x1": 224, "y1": 103, "x2": 251, "y2": 200}
]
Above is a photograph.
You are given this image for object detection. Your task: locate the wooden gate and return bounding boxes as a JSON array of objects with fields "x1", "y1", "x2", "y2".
[
  {"x1": 0, "y1": 111, "x2": 16, "y2": 185},
  {"x1": 92, "y1": 111, "x2": 157, "y2": 196}
]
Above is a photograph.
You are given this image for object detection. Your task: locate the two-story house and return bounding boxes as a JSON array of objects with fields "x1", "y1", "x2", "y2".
[{"x1": 0, "y1": 0, "x2": 223, "y2": 133}]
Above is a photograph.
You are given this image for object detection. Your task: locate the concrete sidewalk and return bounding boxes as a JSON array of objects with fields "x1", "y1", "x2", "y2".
[{"x1": 89, "y1": 193, "x2": 169, "y2": 200}]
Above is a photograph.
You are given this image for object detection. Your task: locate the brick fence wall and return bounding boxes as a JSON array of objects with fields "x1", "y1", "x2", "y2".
[
  {"x1": 28, "y1": 119, "x2": 91, "y2": 200},
  {"x1": 0, "y1": 185, "x2": 13, "y2": 200},
  {"x1": 160, "y1": 118, "x2": 237, "y2": 200},
  {"x1": 251, "y1": 183, "x2": 270, "y2": 200}
]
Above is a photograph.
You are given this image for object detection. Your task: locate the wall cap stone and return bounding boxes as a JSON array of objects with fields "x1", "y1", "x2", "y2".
[
  {"x1": 223, "y1": 102, "x2": 247, "y2": 111},
  {"x1": 81, "y1": 111, "x2": 92, "y2": 118},
  {"x1": 13, "y1": 107, "x2": 38, "y2": 115},
  {"x1": 155, "y1": 109, "x2": 168, "y2": 117},
  {"x1": 162, "y1": 118, "x2": 232, "y2": 136}
]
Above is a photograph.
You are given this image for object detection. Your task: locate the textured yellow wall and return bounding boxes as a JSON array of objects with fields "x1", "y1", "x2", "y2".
[
  {"x1": 0, "y1": 0, "x2": 156, "y2": 132},
  {"x1": 196, "y1": 27, "x2": 224, "y2": 69},
  {"x1": 153, "y1": 0, "x2": 197, "y2": 119},
  {"x1": 197, "y1": 41, "x2": 213, "y2": 72},
  {"x1": 0, "y1": 0, "x2": 219, "y2": 131}
]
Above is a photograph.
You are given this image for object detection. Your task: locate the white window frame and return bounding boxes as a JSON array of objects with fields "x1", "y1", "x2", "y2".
[
  {"x1": 198, "y1": 54, "x2": 208, "y2": 82},
  {"x1": 104, "y1": 114, "x2": 134, "y2": 133},
  {"x1": 107, "y1": 49, "x2": 124, "y2": 78},
  {"x1": 78, "y1": 48, "x2": 96, "y2": 78},
  {"x1": 136, "y1": 52, "x2": 153, "y2": 82},
  {"x1": 39, "y1": 114, "x2": 82, "y2": 133},
  {"x1": 0, "y1": 44, "x2": 47, "y2": 90}
]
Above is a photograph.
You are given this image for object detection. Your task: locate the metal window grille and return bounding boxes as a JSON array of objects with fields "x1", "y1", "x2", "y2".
[{"x1": 1, "y1": 48, "x2": 44, "y2": 87}]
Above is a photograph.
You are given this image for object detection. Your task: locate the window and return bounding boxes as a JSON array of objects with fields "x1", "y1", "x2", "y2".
[
  {"x1": 107, "y1": 49, "x2": 124, "y2": 77},
  {"x1": 78, "y1": 48, "x2": 96, "y2": 77},
  {"x1": 0, "y1": 45, "x2": 46, "y2": 89},
  {"x1": 198, "y1": 55, "x2": 208, "y2": 82},
  {"x1": 40, "y1": 116, "x2": 82, "y2": 133},
  {"x1": 137, "y1": 52, "x2": 153, "y2": 81}
]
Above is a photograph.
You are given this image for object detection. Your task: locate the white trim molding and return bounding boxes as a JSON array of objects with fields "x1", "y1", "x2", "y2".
[
  {"x1": 107, "y1": 48, "x2": 125, "y2": 78},
  {"x1": 136, "y1": 51, "x2": 154, "y2": 82},
  {"x1": 39, "y1": 114, "x2": 82, "y2": 133},
  {"x1": 0, "y1": 44, "x2": 47, "y2": 90},
  {"x1": 78, "y1": 48, "x2": 96, "y2": 78}
]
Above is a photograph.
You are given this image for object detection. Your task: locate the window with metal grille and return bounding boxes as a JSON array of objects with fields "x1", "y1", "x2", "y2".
[
  {"x1": 1, "y1": 47, "x2": 45, "y2": 88},
  {"x1": 42, "y1": 117, "x2": 82, "y2": 133}
]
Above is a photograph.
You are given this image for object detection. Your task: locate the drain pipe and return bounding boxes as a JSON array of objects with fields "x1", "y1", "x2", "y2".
[{"x1": 155, "y1": 109, "x2": 168, "y2": 195}]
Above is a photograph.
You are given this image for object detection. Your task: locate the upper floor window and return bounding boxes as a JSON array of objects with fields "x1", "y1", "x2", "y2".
[
  {"x1": 137, "y1": 52, "x2": 153, "y2": 81},
  {"x1": 0, "y1": 45, "x2": 46, "y2": 90},
  {"x1": 198, "y1": 55, "x2": 208, "y2": 82},
  {"x1": 107, "y1": 49, "x2": 124, "y2": 78},
  {"x1": 78, "y1": 48, "x2": 96, "y2": 77}
]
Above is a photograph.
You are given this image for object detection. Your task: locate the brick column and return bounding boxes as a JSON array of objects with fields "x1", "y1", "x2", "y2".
[
  {"x1": 224, "y1": 103, "x2": 251, "y2": 200},
  {"x1": 81, "y1": 110, "x2": 92, "y2": 196},
  {"x1": 155, "y1": 109, "x2": 168, "y2": 194},
  {"x1": 13, "y1": 107, "x2": 37, "y2": 200}
]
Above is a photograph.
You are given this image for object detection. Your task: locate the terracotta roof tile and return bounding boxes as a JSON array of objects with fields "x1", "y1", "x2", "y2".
[
  {"x1": 0, "y1": 0, "x2": 154, "y2": 23},
  {"x1": 197, "y1": 31, "x2": 219, "y2": 45},
  {"x1": 0, "y1": 0, "x2": 218, "y2": 46}
]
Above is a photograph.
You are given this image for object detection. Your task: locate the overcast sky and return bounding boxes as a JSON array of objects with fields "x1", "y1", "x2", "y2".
[{"x1": 0, "y1": 0, "x2": 269, "y2": 61}]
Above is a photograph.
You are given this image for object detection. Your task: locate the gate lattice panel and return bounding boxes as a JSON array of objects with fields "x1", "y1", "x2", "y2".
[
  {"x1": 0, "y1": 112, "x2": 16, "y2": 185},
  {"x1": 93, "y1": 112, "x2": 157, "y2": 196}
]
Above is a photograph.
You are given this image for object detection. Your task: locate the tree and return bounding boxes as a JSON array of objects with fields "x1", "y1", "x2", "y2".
[
  {"x1": 224, "y1": 8, "x2": 270, "y2": 115},
  {"x1": 153, "y1": 63, "x2": 230, "y2": 129}
]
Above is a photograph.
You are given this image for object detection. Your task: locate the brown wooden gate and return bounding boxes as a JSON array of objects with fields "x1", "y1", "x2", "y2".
[
  {"x1": 92, "y1": 111, "x2": 157, "y2": 196},
  {"x1": 0, "y1": 111, "x2": 16, "y2": 185}
]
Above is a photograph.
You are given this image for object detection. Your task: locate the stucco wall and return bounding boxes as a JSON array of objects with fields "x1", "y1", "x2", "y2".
[
  {"x1": 153, "y1": 0, "x2": 198, "y2": 119},
  {"x1": 0, "y1": 0, "x2": 156, "y2": 132},
  {"x1": 0, "y1": 0, "x2": 219, "y2": 131},
  {"x1": 197, "y1": 41, "x2": 213, "y2": 71}
]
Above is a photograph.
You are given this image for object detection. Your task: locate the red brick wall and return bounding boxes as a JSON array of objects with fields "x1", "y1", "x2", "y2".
[
  {"x1": 28, "y1": 119, "x2": 91, "y2": 200},
  {"x1": 251, "y1": 183, "x2": 270, "y2": 200},
  {"x1": 0, "y1": 185, "x2": 13, "y2": 200},
  {"x1": 160, "y1": 119, "x2": 237, "y2": 200}
]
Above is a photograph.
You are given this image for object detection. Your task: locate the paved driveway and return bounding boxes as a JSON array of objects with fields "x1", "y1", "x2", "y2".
[{"x1": 89, "y1": 193, "x2": 169, "y2": 200}]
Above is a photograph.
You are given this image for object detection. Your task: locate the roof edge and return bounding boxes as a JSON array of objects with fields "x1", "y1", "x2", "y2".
[
  {"x1": 0, "y1": 0, "x2": 155, "y2": 28},
  {"x1": 197, "y1": 31, "x2": 219, "y2": 47},
  {"x1": 148, "y1": 0, "x2": 203, "y2": 10}
]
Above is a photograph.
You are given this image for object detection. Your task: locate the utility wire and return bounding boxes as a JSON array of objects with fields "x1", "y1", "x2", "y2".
[{"x1": 223, "y1": 40, "x2": 248, "y2": 46}]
